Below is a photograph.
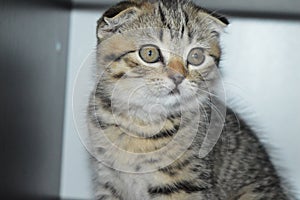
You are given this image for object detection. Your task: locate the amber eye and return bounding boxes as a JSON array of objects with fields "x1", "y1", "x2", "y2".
[
  {"x1": 187, "y1": 48, "x2": 205, "y2": 66},
  {"x1": 139, "y1": 45, "x2": 161, "y2": 63}
]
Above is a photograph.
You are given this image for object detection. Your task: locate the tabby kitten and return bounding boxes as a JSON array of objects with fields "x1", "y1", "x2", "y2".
[{"x1": 88, "y1": 0, "x2": 294, "y2": 199}]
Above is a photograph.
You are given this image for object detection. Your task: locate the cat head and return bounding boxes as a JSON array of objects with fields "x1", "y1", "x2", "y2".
[{"x1": 95, "y1": 0, "x2": 228, "y2": 116}]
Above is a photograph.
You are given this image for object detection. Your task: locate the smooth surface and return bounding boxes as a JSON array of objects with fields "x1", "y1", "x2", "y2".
[
  {"x1": 61, "y1": 9, "x2": 300, "y2": 199},
  {"x1": 71, "y1": 0, "x2": 300, "y2": 16},
  {"x1": 60, "y1": 10, "x2": 99, "y2": 200},
  {"x1": 1, "y1": 0, "x2": 70, "y2": 198}
]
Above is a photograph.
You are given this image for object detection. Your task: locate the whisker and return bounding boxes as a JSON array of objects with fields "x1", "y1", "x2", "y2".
[
  {"x1": 196, "y1": 88, "x2": 219, "y2": 97},
  {"x1": 187, "y1": 82, "x2": 219, "y2": 98},
  {"x1": 205, "y1": 100, "x2": 226, "y2": 122}
]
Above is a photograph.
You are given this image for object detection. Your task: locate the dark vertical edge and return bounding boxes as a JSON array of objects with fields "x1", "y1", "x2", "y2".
[{"x1": 0, "y1": 0, "x2": 71, "y2": 199}]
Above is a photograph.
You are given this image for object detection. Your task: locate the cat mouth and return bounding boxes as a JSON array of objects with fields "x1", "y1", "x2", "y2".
[{"x1": 169, "y1": 87, "x2": 180, "y2": 95}]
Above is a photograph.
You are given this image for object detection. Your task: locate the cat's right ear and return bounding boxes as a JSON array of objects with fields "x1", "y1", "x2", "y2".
[{"x1": 97, "y1": 2, "x2": 142, "y2": 41}]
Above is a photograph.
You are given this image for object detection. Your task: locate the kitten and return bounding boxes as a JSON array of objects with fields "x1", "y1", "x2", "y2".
[{"x1": 87, "y1": 0, "x2": 294, "y2": 199}]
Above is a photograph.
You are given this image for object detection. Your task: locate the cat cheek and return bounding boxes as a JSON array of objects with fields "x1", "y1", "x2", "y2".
[{"x1": 145, "y1": 79, "x2": 172, "y2": 96}]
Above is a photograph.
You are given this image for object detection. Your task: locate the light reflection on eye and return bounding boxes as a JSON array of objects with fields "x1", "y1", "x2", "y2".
[
  {"x1": 187, "y1": 48, "x2": 205, "y2": 66},
  {"x1": 139, "y1": 45, "x2": 161, "y2": 63}
]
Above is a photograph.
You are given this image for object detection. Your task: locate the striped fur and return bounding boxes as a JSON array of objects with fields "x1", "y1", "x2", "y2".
[{"x1": 88, "y1": 0, "x2": 295, "y2": 199}]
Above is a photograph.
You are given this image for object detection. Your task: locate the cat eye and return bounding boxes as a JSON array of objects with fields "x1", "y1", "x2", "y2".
[
  {"x1": 139, "y1": 45, "x2": 161, "y2": 63},
  {"x1": 187, "y1": 48, "x2": 205, "y2": 66}
]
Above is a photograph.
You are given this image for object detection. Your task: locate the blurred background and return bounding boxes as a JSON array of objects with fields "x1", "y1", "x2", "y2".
[{"x1": 1, "y1": 0, "x2": 300, "y2": 199}]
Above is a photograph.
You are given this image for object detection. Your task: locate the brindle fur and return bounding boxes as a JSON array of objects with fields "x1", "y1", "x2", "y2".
[{"x1": 88, "y1": 0, "x2": 295, "y2": 199}]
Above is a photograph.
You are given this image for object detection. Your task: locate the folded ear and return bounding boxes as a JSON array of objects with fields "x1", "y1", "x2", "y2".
[
  {"x1": 97, "y1": 1, "x2": 142, "y2": 41},
  {"x1": 198, "y1": 8, "x2": 229, "y2": 35},
  {"x1": 207, "y1": 11, "x2": 229, "y2": 27}
]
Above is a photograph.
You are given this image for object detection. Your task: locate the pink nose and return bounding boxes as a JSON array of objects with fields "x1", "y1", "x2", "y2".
[{"x1": 168, "y1": 73, "x2": 185, "y2": 85}]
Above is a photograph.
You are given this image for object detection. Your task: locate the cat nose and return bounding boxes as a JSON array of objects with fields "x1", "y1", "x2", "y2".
[
  {"x1": 168, "y1": 72, "x2": 185, "y2": 85},
  {"x1": 167, "y1": 57, "x2": 186, "y2": 85}
]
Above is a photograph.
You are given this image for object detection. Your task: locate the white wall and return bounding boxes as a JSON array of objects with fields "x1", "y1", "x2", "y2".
[
  {"x1": 61, "y1": 9, "x2": 300, "y2": 199},
  {"x1": 60, "y1": 10, "x2": 101, "y2": 199}
]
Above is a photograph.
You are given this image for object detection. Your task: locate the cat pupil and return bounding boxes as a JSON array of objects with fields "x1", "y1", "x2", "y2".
[
  {"x1": 192, "y1": 53, "x2": 199, "y2": 59},
  {"x1": 148, "y1": 50, "x2": 153, "y2": 57}
]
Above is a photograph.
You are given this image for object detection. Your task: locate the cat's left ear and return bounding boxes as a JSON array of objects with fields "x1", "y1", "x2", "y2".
[
  {"x1": 207, "y1": 12, "x2": 229, "y2": 27},
  {"x1": 97, "y1": 2, "x2": 142, "y2": 41},
  {"x1": 201, "y1": 10, "x2": 229, "y2": 34}
]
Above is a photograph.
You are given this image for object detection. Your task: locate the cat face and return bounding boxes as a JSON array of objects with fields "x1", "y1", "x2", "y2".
[{"x1": 96, "y1": 0, "x2": 228, "y2": 115}]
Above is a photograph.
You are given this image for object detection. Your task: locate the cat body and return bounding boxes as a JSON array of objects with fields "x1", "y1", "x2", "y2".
[
  {"x1": 89, "y1": 101, "x2": 289, "y2": 200},
  {"x1": 87, "y1": 0, "x2": 294, "y2": 199}
]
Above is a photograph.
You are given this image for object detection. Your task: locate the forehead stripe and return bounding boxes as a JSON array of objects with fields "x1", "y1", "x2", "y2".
[{"x1": 104, "y1": 50, "x2": 136, "y2": 63}]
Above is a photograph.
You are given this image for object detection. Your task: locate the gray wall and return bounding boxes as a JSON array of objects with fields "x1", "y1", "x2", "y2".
[
  {"x1": 71, "y1": 0, "x2": 300, "y2": 17},
  {"x1": 1, "y1": 1, "x2": 70, "y2": 198}
]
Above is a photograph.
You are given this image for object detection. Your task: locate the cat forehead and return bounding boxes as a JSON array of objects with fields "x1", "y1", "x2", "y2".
[
  {"x1": 118, "y1": 1, "x2": 223, "y2": 39},
  {"x1": 98, "y1": 0, "x2": 227, "y2": 60}
]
